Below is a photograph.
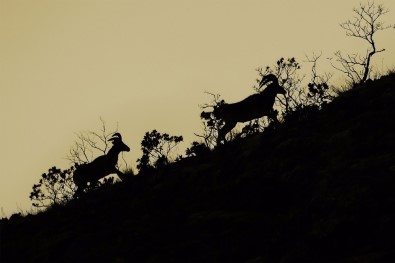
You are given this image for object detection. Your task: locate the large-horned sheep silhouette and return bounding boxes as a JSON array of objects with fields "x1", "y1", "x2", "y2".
[
  {"x1": 213, "y1": 74, "x2": 286, "y2": 144},
  {"x1": 73, "y1": 132, "x2": 130, "y2": 197}
]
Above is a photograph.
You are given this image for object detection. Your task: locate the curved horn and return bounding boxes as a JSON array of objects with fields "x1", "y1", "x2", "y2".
[
  {"x1": 108, "y1": 132, "x2": 122, "y2": 142},
  {"x1": 259, "y1": 74, "x2": 279, "y2": 88}
]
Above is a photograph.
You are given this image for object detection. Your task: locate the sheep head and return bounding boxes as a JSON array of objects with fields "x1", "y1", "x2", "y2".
[
  {"x1": 259, "y1": 74, "x2": 286, "y2": 95},
  {"x1": 108, "y1": 133, "x2": 130, "y2": 152}
]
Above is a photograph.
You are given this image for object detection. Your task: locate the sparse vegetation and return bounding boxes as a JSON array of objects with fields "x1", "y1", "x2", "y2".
[
  {"x1": 137, "y1": 129, "x2": 183, "y2": 173},
  {"x1": 29, "y1": 166, "x2": 76, "y2": 208},
  {"x1": 3, "y1": 2, "x2": 394, "y2": 262},
  {"x1": 199, "y1": 56, "x2": 335, "y2": 145},
  {"x1": 257, "y1": 57, "x2": 305, "y2": 116},
  {"x1": 305, "y1": 52, "x2": 335, "y2": 108},
  {"x1": 197, "y1": 92, "x2": 226, "y2": 148},
  {"x1": 330, "y1": 1, "x2": 392, "y2": 86},
  {"x1": 3, "y1": 73, "x2": 394, "y2": 263},
  {"x1": 29, "y1": 120, "x2": 131, "y2": 209}
]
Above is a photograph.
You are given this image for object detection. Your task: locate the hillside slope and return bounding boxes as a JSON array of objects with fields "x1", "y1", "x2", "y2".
[{"x1": 1, "y1": 74, "x2": 394, "y2": 263}]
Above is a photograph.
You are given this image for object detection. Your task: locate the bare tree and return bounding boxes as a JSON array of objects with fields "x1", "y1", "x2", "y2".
[
  {"x1": 331, "y1": 1, "x2": 391, "y2": 85},
  {"x1": 305, "y1": 52, "x2": 334, "y2": 108},
  {"x1": 67, "y1": 117, "x2": 113, "y2": 164},
  {"x1": 68, "y1": 117, "x2": 130, "y2": 175}
]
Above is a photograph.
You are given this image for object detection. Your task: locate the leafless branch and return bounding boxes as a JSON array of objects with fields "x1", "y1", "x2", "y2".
[
  {"x1": 66, "y1": 118, "x2": 124, "y2": 167},
  {"x1": 332, "y1": 1, "x2": 390, "y2": 85}
]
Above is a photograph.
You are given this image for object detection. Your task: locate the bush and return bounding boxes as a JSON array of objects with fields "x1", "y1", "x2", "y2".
[{"x1": 137, "y1": 130, "x2": 183, "y2": 173}]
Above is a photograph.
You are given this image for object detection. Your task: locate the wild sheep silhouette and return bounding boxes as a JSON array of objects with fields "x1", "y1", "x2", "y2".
[
  {"x1": 213, "y1": 74, "x2": 286, "y2": 144},
  {"x1": 73, "y1": 132, "x2": 130, "y2": 197}
]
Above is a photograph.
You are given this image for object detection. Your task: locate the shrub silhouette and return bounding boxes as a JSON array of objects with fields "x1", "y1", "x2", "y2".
[
  {"x1": 197, "y1": 92, "x2": 226, "y2": 148},
  {"x1": 29, "y1": 165, "x2": 119, "y2": 208},
  {"x1": 7, "y1": 72, "x2": 395, "y2": 263},
  {"x1": 185, "y1": 141, "x2": 210, "y2": 157},
  {"x1": 256, "y1": 57, "x2": 305, "y2": 117},
  {"x1": 137, "y1": 129, "x2": 183, "y2": 173},
  {"x1": 29, "y1": 166, "x2": 76, "y2": 208}
]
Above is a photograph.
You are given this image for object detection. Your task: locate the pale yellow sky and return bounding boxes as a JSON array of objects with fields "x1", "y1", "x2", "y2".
[{"x1": 1, "y1": 0, "x2": 394, "y2": 216}]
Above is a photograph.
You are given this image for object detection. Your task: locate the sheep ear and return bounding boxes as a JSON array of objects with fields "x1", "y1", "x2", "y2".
[
  {"x1": 111, "y1": 133, "x2": 122, "y2": 140},
  {"x1": 259, "y1": 76, "x2": 269, "y2": 88},
  {"x1": 259, "y1": 74, "x2": 278, "y2": 88},
  {"x1": 259, "y1": 78, "x2": 266, "y2": 88},
  {"x1": 108, "y1": 132, "x2": 122, "y2": 142},
  {"x1": 108, "y1": 137, "x2": 118, "y2": 143}
]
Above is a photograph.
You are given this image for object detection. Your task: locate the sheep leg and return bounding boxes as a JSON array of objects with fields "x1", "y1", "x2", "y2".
[
  {"x1": 73, "y1": 172, "x2": 85, "y2": 198},
  {"x1": 267, "y1": 110, "x2": 280, "y2": 125},
  {"x1": 116, "y1": 170, "x2": 126, "y2": 181},
  {"x1": 217, "y1": 121, "x2": 237, "y2": 145}
]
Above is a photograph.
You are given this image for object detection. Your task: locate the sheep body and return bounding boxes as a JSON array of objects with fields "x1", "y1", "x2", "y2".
[
  {"x1": 73, "y1": 133, "x2": 130, "y2": 196},
  {"x1": 214, "y1": 74, "x2": 286, "y2": 144}
]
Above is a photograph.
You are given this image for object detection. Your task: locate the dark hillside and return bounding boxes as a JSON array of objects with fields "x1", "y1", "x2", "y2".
[{"x1": 1, "y1": 74, "x2": 394, "y2": 263}]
